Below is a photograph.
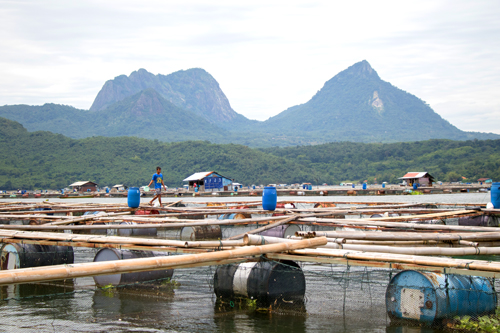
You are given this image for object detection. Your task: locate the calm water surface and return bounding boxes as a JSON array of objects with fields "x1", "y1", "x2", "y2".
[{"x1": 0, "y1": 193, "x2": 493, "y2": 332}]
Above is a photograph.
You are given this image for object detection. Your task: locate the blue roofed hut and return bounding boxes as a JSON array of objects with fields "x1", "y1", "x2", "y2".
[{"x1": 183, "y1": 171, "x2": 234, "y2": 192}]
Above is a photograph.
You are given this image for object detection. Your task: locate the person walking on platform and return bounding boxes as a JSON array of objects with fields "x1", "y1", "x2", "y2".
[{"x1": 148, "y1": 166, "x2": 167, "y2": 206}]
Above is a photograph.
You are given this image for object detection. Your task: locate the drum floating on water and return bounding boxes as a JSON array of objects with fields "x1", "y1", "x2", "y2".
[
  {"x1": 386, "y1": 270, "x2": 496, "y2": 325},
  {"x1": 180, "y1": 225, "x2": 222, "y2": 241},
  {"x1": 0, "y1": 243, "x2": 74, "y2": 269},
  {"x1": 117, "y1": 221, "x2": 157, "y2": 237},
  {"x1": 93, "y1": 249, "x2": 173, "y2": 286},
  {"x1": 214, "y1": 259, "x2": 305, "y2": 305}
]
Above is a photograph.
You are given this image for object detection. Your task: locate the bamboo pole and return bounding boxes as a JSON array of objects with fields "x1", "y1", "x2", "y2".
[
  {"x1": 310, "y1": 243, "x2": 500, "y2": 256},
  {"x1": 243, "y1": 234, "x2": 344, "y2": 249},
  {"x1": 0, "y1": 215, "x2": 292, "y2": 231},
  {"x1": 0, "y1": 237, "x2": 211, "y2": 254},
  {"x1": 289, "y1": 248, "x2": 500, "y2": 273},
  {"x1": 226, "y1": 216, "x2": 297, "y2": 240},
  {"x1": 298, "y1": 216, "x2": 499, "y2": 232},
  {"x1": 44, "y1": 211, "x2": 132, "y2": 226},
  {"x1": 0, "y1": 237, "x2": 328, "y2": 285},
  {"x1": 298, "y1": 230, "x2": 500, "y2": 241}
]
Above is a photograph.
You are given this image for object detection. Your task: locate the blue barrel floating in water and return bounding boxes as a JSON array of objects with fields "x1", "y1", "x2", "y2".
[
  {"x1": 491, "y1": 182, "x2": 500, "y2": 208},
  {"x1": 362, "y1": 183, "x2": 367, "y2": 190},
  {"x1": 386, "y1": 270, "x2": 496, "y2": 325},
  {"x1": 262, "y1": 186, "x2": 277, "y2": 211},
  {"x1": 127, "y1": 187, "x2": 140, "y2": 208}
]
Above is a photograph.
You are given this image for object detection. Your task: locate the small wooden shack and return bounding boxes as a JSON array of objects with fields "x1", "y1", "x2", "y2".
[
  {"x1": 68, "y1": 181, "x2": 98, "y2": 193},
  {"x1": 398, "y1": 172, "x2": 435, "y2": 186},
  {"x1": 183, "y1": 171, "x2": 233, "y2": 192}
]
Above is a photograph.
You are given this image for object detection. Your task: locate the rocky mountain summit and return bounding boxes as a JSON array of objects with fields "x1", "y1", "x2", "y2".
[
  {"x1": 0, "y1": 61, "x2": 497, "y2": 146},
  {"x1": 90, "y1": 68, "x2": 249, "y2": 126}
]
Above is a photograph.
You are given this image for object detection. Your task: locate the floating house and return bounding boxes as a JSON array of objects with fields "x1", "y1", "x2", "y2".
[
  {"x1": 398, "y1": 172, "x2": 435, "y2": 186},
  {"x1": 478, "y1": 178, "x2": 493, "y2": 184},
  {"x1": 183, "y1": 172, "x2": 233, "y2": 192},
  {"x1": 112, "y1": 184, "x2": 127, "y2": 192},
  {"x1": 68, "y1": 181, "x2": 98, "y2": 193}
]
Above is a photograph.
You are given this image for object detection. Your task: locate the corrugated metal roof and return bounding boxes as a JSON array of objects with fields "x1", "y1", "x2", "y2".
[
  {"x1": 399, "y1": 172, "x2": 429, "y2": 179},
  {"x1": 69, "y1": 181, "x2": 97, "y2": 187},
  {"x1": 183, "y1": 171, "x2": 215, "y2": 182}
]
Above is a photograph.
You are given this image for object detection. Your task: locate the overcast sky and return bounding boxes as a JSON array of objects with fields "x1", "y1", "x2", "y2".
[{"x1": 1, "y1": 0, "x2": 499, "y2": 134}]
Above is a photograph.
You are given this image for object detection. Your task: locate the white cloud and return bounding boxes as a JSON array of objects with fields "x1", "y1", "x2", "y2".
[{"x1": 0, "y1": 0, "x2": 499, "y2": 133}]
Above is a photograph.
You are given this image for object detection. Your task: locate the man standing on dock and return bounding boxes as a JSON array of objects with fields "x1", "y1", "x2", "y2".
[{"x1": 147, "y1": 166, "x2": 167, "y2": 206}]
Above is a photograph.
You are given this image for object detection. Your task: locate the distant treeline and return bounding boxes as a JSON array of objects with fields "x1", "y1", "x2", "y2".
[{"x1": 0, "y1": 117, "x2": 499, "y2": 190}]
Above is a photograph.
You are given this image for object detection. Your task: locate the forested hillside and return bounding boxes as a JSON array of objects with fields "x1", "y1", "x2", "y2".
[
  {"x1": 1, "y1": 117, "x2": 499, "y2": 190},
  {"x1": 261, "y1": 140, "x2": 500, "y2": 184},
  {"x1": 0, "y1": 118, "x2": 319, "y2": 190}
]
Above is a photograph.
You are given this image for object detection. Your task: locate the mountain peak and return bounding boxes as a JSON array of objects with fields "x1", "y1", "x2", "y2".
[{"x1": 342, "y1": 60, "x2": 379, "y2": 79}]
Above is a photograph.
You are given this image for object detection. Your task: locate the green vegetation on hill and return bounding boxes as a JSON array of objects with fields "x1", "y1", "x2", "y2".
[
  {"x1": 0, "y1": 118, "x2": 319, "y2": 190},
  {"x1": 1, "y1": 117, "x2": 499, "y2": 190},
  {"x1": 261, "y1": 139, "x2": 500, "y2": 184}
]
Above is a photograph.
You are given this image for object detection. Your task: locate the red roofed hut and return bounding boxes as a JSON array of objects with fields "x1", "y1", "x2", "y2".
[{"x1": 398, "y1": 172, "x2": 435, "y2": 186}]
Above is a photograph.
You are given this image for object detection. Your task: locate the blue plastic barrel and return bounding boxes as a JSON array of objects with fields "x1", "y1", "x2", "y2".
[
  {"x1": 234, "y1": 187, "x2": 238, "y2": 192},
  {"x1": 308, "y1": 185, "x2": 312, "y2": 190},
  {"x1": 382, "y1": 183, "x2": 386, "y2": 188},
  {"x1": 253, "y1": 185, "x2": 256, "y2": 190},
  {"x1": 491, "y1": 182, "x2": 500, "y2": 208},
  {"x1": 413, "y1": 183, "x2": 418, "y2": 190},
  {"x1": 127, "y1": 187, "x2": 140, "y2": 208},
  {"x1": 262, "y1": 186, "x2": 277, "y2": 211},
  {"x1": 386, "y1": 270, "x2": 496, "y2": 325},
  {"x1": 362, "y1": 183, "x2": 367, "y2": 190},
  {"x1": 352, "y1": 184, "x2": 355, "y2": 188}
]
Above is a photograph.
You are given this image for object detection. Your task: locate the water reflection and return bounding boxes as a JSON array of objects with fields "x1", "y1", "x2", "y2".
[
  {"x1": 0, "y1": 280, "x2": 74, "y2": 302},
  {"x1": 92, "y1": 286, "x2": 175, "y2": 326},
  {"x1": 213, "y1": 304, "x2": 307, "y2": 333}
]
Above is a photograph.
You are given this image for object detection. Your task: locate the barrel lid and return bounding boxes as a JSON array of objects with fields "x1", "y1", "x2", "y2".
[
  {"x1": 180, "y1": 227, "x2": 195, "y2": 241},
  {"x1": 93, "y1": 248, "x2": 122, "y2": 286}
]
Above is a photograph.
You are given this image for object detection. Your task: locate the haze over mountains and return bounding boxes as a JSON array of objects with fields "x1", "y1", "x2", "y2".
[{"x1": 0, "y1": 61, "x2": 497, "y2": 147}]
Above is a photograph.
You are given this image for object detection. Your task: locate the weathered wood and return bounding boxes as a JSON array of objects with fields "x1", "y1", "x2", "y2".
[
  {"x1": 0, "y1": 237, "x2": 328, "y2": 285},
  {"x1": 299, "y1": 230, "x2": 500, "y2": 241},
  {"x1": 290, "y1": 248, "x2": 500, "y2": 273}
]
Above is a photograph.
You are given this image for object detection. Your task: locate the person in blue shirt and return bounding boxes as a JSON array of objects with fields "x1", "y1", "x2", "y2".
[{"x1": 147, "y1": 166, "x2": 167, "y2": 206}]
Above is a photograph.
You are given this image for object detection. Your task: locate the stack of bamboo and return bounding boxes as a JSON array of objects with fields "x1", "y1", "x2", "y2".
[{"x1": 0, "y1": 199, "x2": 499, "y2": 285}]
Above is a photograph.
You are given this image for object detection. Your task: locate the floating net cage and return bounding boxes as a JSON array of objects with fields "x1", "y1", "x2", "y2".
[
  {"x1": 0, "y1": 199, "x2": 498, "y2": 332},
  {"x1": 0, "y1": 247, "x2": 498, "y2": 332}
]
